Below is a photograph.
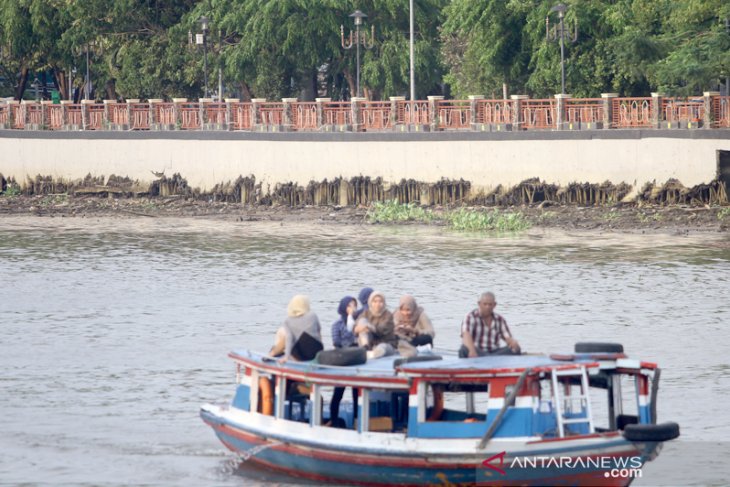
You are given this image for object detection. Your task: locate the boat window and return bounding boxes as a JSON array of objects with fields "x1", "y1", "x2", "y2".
[{"x1": 426, "y1": 383, "x2": 489, "y2": 422}]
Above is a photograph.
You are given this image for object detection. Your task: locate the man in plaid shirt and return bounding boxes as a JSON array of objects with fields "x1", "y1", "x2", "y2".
[{"x1": 459, "y1": 292, "x2": 521, "y2": 358}]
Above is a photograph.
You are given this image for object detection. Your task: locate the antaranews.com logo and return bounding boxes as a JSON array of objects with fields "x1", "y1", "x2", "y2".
[{"x1": 482, "y1": 451, "x2": 643, "y2": 479}]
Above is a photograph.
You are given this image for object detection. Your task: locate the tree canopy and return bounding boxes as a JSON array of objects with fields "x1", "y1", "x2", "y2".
[{"x1": 0, "y1": 0, "x2": 727, "y2": 100}]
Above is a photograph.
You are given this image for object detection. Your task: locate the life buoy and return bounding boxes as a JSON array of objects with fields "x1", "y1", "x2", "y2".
[
  {"x1": 258, "y1": 377, "x2": 274, "y2": 416},
  {"x1": 427, "y1": 385, "x2": 444, "y2": 421}
]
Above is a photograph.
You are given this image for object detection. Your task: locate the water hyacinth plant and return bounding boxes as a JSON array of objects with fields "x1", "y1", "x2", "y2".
[
  {"x1": 366, "y1": 200, "x2": 435, "y2": 223},
  {"x1": 447, "y1": 208, "x2": 530, "y2": 232},
  {"x1": 367, "y1": 201, "x2": 530, "y2": 232}
]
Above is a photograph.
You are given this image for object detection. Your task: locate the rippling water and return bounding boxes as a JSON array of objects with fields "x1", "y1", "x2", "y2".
[{"x1": 0, "y1": 217, "x2": 728, "y2": 486}]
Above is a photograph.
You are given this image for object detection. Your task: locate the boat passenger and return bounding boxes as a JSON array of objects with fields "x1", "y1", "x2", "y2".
[
  {"x1": 270, "y1": 294, "x2": 324, "y2": 362},
  {"x1": 353, "y1": 287, "x2": 374, "y2": 320},
  {"x1": 329, "y1": 295, "x2": 359, "y2": 427},
  {"x1": 458, "y1": 291, "x2": 520, "y2": 358},
  {"x1": 393, "y1": 295, "x2": 435, "y2": 347},
  {"x1": 354, "y1": 291, "x2": 397, "y2": 359}
]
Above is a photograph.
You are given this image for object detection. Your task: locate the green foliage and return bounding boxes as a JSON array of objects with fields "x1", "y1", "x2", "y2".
[
  {"x1": 367, "y1": 201, "x2": 530, "y2": 232},
  {"x1": 718, "y1": 207, "x2": 730, "y2": 220},
  {"x1": 447, "y1": 208, "x2": 530, "y2": 232},
  {"x1": 1, "y1": 184, "x2": 20, "y2": 197},
  {"x1": 367, "y1": 200, "x2": 434, "y2": 223},
  {"x1": 0, "y1": 0, "x2": 727, "y2": 100}
]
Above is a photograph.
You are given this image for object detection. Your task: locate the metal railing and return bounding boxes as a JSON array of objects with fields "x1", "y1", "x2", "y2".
[
  {"x1": 521, "y1": 99, "x2": 556, "y2": 130},
  {"x1": 565, "y1": 98, "x2": 604, "y2": 125},
  {"x1": 361, "y1": 101, "x2": 392, "y2": 131},
  {"x1": 437, "y1": 100, "x2": 471, "y2": 130},
  {"x1": 712, "y1": 96, "x2": 730, "y2": 128},
  {"x1": 613, "y1": 98, "x2": 652, "y2": 128},
  {"x1": 2, "y1": 94, "x2": 728, "y2": 132}
]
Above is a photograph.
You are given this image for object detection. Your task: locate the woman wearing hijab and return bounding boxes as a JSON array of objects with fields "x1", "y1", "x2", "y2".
[
  {"x1": 354, "y1": 291, "x2": 397, "y2": 359},
  {"x1": 269, "y1": 294, "x2": 323, "y2": 362},
  {"x1": 393, "y1": 295, "x2": 435, "y2": 347},
  {"x1": 353, "y1": 286, "x2": 373, "y2": 320},
  {"x1": 329, "y1": 296, "x2": 359, "y2": 427}
]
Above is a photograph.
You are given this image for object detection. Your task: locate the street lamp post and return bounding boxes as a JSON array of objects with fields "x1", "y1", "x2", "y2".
[
  {"x1": 546, "y1": 3, "x2": 577, "y2": 95},
  {"x1": 197, "y1": 16, "x2": 210, "y2": 98},
  {"x1": 341, "y1": 10, "x2": 375, "y2": 98},
  {"x1": 409, "y1": 0, "x2": 415, "y2": 101},
  {"x1": 85, "y1": 44, "x2": 90, "y2": 101}
]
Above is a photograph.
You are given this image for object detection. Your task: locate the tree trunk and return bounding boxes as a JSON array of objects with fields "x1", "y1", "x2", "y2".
[
  {"x1": 105, "y1": 79, "x2": 117, "y2": 100},
  {"x1": 53, "y1": 67, "x2": 68, "y2": 99},
  {"x1": 15, "y1": 67, "x2": 29, "y2": 100},
  {"x1": 240, "y1": 82, "x2": 252, "y2": 101},
  {"x1": 343, "y1": 69, "x2": 355, "y2": 100},
  {"x1": 298, "y1": 69, "x2": 317, "y2": 101}
]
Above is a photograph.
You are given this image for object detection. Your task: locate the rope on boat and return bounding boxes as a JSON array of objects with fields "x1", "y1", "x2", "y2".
[
  {"x1": 238, "y1": 440, "x2": 282, "y2": 462},
  {"x1": 478, "y1": 368, "x2": 533, "y2": 449}
]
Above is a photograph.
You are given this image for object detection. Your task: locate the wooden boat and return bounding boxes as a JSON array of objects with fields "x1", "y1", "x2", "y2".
[{"x1": 200, "y1": 343, "x2": 679, "y2": 486}]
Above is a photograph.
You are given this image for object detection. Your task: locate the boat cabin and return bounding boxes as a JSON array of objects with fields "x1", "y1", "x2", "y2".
[{"x1": 227, "y1": 349, "x2": 659, "y2": 440}]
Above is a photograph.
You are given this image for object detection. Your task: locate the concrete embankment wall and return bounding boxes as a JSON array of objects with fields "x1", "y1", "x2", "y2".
[{"x1": 1, "y1": 130, "x2": 729, "y2": 200}]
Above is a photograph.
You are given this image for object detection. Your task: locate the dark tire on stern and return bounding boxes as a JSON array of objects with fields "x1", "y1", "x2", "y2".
[
  {"x1": 623, "y1": 422, "x2": 680, "y2": 442},
  {"x1": 575, "y1": 342, "x2": 624, "y2": 353}
]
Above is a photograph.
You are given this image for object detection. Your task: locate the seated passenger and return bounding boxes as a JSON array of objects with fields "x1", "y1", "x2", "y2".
[
  {"x1": 459, "y1": 291, "x2": 520, "y2": 358},
  {"x1": 354, "y1": 291, "x2": 397, "y2": 359},
  {"x1": 329, "y1": 296, "x2": 359, "y2": 427},
  {"x1": 270, "y1": 294, "x2": 323, "y2": 362},
  {"x1": 393, "y1": 295, "x2": 435, "y2": 347},
  {"x1": 353, "y1": 286, "x2": 373, "y2": 320}
]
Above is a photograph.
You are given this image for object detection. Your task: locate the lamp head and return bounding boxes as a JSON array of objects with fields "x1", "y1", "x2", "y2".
[
  {"x1": 550, "y1": 3, "x2": 567, "y2": 18},
  {"x1": 199, "y1": 16, "x2": 209, "y2": 32},
  {"x1": 349, "y1": 10, "x2": 367, "y2": 27}
]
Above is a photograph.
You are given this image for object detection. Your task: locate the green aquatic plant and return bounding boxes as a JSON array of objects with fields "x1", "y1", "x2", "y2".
[
  {"x1": 367, "y1": 201, "x2": 530, "y2": 232},
  {"x1": 367, "y1": 200, "x2": 434, "y2": 223},
  {"x1": 448, "y1": 208, "x2": 530, "y2": 232},
  {"x1": 1, "y1": 185, "x2": 21, "y2": 197},
  {"x1": 718, "y1": 207, "x2": 730, "y2": 220}
]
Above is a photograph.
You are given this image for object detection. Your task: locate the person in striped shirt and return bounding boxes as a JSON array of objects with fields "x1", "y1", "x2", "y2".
[{"x1": 459, "y1": 291, "x2": 521, "y2": 358}]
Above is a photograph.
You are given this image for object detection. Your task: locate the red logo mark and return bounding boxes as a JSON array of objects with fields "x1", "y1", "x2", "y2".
[{"x1": 482, "y1": 451, "x2": 506, "y2": 475}]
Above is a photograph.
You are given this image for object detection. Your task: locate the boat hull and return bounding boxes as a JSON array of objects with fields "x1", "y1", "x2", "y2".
[{"x1": 201, "y1": 406, "x2": 652, "y2": 486}]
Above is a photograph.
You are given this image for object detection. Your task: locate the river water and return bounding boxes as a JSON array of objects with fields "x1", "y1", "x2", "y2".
[{"x1": 0, "y1": 217, "x2": 728, "y2": 487}]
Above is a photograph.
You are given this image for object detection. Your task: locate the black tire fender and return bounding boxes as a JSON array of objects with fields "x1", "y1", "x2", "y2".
[
  {"x1": 316, "y1": 347, "x2": 367, "y2": 366},
  {"x1": 574, "y1": 342, "x2": 624, "y2": 353},
  {"x1": 623, "y1": 422, "x2": 680, "y2": 442},
  {"x1": 393, "y1": 355, "x2": 443, "y2": 368}
]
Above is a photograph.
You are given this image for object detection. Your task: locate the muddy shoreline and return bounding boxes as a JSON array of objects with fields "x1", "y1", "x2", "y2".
[{"x1": 1, "y1": 194, "x2": 728, "y2": 234}]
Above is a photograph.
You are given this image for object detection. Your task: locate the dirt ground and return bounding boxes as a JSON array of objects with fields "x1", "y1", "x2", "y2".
[{"x1": 1, "y1": 194, "x2": 728, "y2": 234}]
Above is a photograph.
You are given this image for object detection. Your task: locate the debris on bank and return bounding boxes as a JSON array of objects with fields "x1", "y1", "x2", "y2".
[{"x1": 0, "y1": 172, "x2": 727, "y2": 208}]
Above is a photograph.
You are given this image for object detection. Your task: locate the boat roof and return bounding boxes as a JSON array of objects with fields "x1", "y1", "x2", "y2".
[{"x1": 228, "y1": 349, "x2": 614, "y2": 386}]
